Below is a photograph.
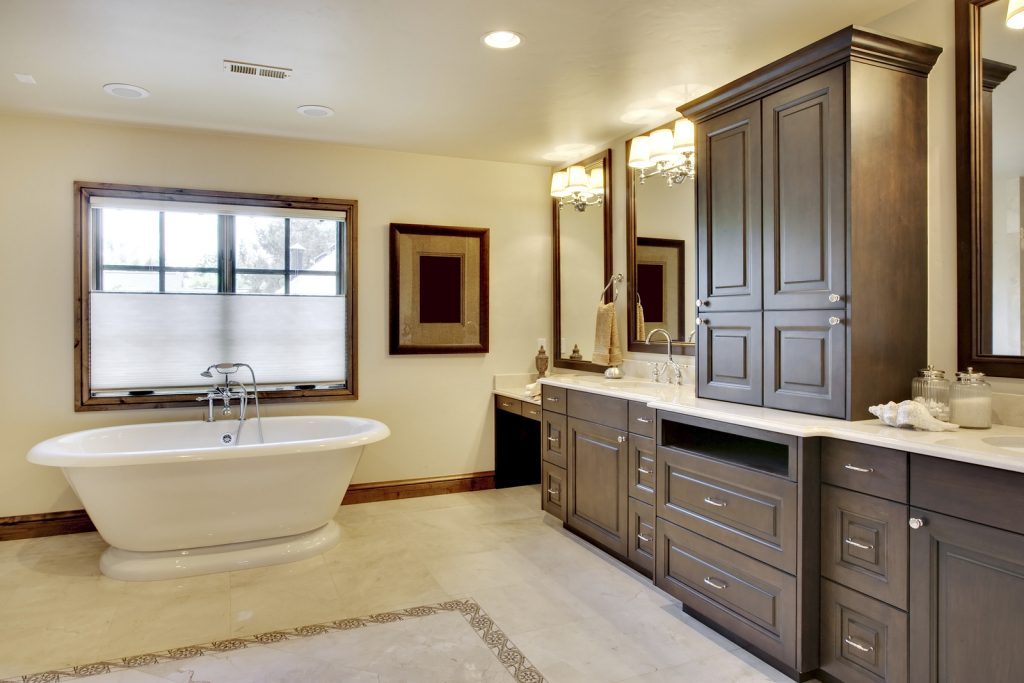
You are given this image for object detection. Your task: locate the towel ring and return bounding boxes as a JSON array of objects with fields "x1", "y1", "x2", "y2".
[{"x1": 599, "y1": 273, "x2": 623, "y2": 304}]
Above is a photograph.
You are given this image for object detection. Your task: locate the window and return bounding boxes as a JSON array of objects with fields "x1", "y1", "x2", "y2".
[{"x1": 75, "y1": 182, "x2": 358, "y2": 410}]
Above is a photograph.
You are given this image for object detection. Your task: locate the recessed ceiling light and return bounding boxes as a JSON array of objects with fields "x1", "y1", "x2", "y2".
[
  {"x1": 103, "y1": 83, "x2": 150, "y2": 99},
  {"x1": 482, "y1": 31, "x2": 523, "y2": 49},
  {"x1": 14, "y1": 73, "x2": 36, "y2": 85},
  {"x1": 296, "y1": 105, "x2": 334, "y2": 118}
]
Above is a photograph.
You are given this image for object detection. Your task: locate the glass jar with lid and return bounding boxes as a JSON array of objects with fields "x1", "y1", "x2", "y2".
[
  {"x1": 949, "y1": 367, "x2": 992, "y2": 429},
  {"x1": 911, "y1": 365, "x2": 951, "y2": 421}
]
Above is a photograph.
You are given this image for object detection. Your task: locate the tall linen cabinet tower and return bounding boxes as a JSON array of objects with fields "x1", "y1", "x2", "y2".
[{"x1": 681, "y1": 27, "x2": 941, "y2": 419}]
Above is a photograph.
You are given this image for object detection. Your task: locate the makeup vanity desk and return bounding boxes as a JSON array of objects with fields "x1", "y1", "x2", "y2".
[{"x1": 533, "y1": 374, "x2": 1024, "y2": 683}]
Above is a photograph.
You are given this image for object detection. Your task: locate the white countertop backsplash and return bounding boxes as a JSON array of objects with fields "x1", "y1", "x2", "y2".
[{"x1": 509, "y1": 373, "x2": 1024, "y2": 475}]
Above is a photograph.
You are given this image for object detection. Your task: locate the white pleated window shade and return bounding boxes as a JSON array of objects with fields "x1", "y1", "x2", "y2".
[{"x1": 90, "y1": 292, "x2": 347, "y2": 392}]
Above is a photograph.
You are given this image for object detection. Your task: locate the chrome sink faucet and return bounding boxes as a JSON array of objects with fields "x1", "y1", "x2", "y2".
[{"x1": 645, "y1": 328, "x2": 683, "y2": 385}]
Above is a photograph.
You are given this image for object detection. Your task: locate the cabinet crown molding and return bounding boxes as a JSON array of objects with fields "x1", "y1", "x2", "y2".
[{"x1": 679, "y1": 25, "x2": 942, "y2": 123}]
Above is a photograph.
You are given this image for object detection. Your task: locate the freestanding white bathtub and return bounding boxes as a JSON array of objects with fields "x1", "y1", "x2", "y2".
[{"x1": 27, "y1": 415, "x2": 389, "y2": 581}]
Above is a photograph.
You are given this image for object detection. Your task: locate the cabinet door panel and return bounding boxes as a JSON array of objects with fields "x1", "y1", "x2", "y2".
[
  {"x1": 628, "y1": 434, "x2": 656, "y2": 505},
  {"x1": 541, "y1": 461, "x2": 567, "y2": 522},
  {"x1": 909, "y1": 509, "x2": 1024, "y2": 682},
  {"x1": 697, "y1": 100, "x2": 762, "y2": 311},
  {"x1": 821, "y1": 578, "x2": 907, "y2": 683},
  {"x1": 697, "y1": 311, "x2": 763, "y2": 405},
  {"x1": 566, "y1": 418, "x2": 628, "y2": 556},
  {"x1": 763, "y1": 309, "x2": 846, "y2": 417},
  {"x1": 627, "y1": 497, "x2": 656, "y2": 576},
  {"x1": 762, "y1": 67, "x2": 846, "y2": 311}
]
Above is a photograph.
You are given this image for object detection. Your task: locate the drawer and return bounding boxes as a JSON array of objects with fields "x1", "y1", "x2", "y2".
[
  {"x1": 658, "y1": 447, "x2": 797, "y2": 573},
  {"x1": 628, "y1": 401, "x2": 656, "y2": 437},
  {"x1": 656, "y1": 518, "x2": 796, "y2": 668},
  {"x1": 628, "y1": 434, "x2": 657, "y2": 505},
  {"x1": 495, "y1": 395, "x2": 522, "y2": 415},
  {"x1": 541, "y1": 461, "x2": 567, "y2": 522},
  {"x1": 521, "y1": 402, "x2": 542, "y2": 422},
  {"x1": 567, "y1": 390, "x2": 627, "y2": 430},
  {"x1": 627, "y1": 497, "x2": 655, "y2": 576},
  {"x1": 541, "y1": 385, "x2": 567, "y2": 414},
  {"x1": 821, "y1": 485, "x2": 908, "y2": 610},
  {"x1": 542, "y1": 412, "x2": 567, "y2": 468},
  {"x1": 820, "y1": 578, "x2": 907, "y2": 683},
  {"x1": 911, "y1": 453, "x2": 1024, "y2": 536},
  {"x1": 822, "y1": 439, "x2": 907, "y2": 503}
]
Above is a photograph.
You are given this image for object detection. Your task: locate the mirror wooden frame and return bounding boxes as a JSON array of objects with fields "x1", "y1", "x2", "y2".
[
  {"x1": 626, "y1": 131, "x2": 696, "y2": 355},
  {"x1": 552, "y1": 149, "x2": 613, "y2": 373},
  {"x1": 956, "y1": 0, "x2": 1024, "y2": 376}
]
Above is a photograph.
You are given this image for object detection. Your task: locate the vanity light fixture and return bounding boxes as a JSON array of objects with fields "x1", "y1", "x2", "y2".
[
  {"x1": 103, "y1": 83, "x2": 150, "y2": 99},
  {"x1": 482, "y1": 30, "x2": 523, "y2": 49},
  {"x1": 628, "y1": 118, "x2": 696, "y2": 186},
  {"x1": 550, "y1": 165, "x2": 605, "y2": 212},
  {"x1": 1008, "y1": 0, "x2": 1024, "y2": 29}
]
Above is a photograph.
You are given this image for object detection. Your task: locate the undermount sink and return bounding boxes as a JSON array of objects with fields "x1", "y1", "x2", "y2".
[{"x1": 981, "y1": 436, "x2": 1024, "y2": 453}]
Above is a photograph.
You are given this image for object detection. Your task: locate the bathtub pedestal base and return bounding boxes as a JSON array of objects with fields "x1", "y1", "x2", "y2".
[{"x1": 99, "y1": 520, "x2": 342, "y2": 581}]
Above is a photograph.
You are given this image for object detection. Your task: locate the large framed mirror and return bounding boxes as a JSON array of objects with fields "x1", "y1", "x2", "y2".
[
  {"x1": 552, "y1": 149, "x2": 612, "y2": 372},
  {"x1": 957, "y1": 0, "x2": 1024, "y2": 376},
  {"x1": 626, "y1": 122, "x2": 696, "y2": 355}
]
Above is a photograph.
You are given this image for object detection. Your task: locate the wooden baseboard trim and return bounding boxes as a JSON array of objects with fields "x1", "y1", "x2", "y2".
[
  {"x1": 341, "y1": 471, "x2": 496, "y2": 505},
  {"x1": 0, "y1": 472, "x2": 497, "y2": 542},
  {"x1": 0, "y1": 509, "x2": 96, "y2": 542}
]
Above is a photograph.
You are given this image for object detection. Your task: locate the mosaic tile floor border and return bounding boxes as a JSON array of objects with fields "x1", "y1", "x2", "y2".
[{"x1": 2, "y1": 599, "x2": 545, "y2": 683}]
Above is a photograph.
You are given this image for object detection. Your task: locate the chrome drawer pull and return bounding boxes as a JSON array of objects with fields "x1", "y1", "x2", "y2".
[
  {"x1": 546, "y1": 488, "x2": 560, "y2": 495},
  {"x1": 547, "y1": 436, "x2": 559, "y2": 443},
  {"x1": 844, "y1": 538, "x2": 874, "y2": 551},
  {"x1": 637, "y1": 533, "x2": 652, "y2": 543},
  {"x1": 843, "y1": 464, "x2": 874, "y2": 473},
  {"x1": 703, "y1": 496, "x2": 728, "y2": 508},
  {"x1": 636, "y1": 417, "x2": 653, "y2": 424},
  {"x1": 844, "y1": 636, "x2": 874, "y2": 653},
  {"x1": 637, "y1": 467, "x2": 653, "y2": 475},
  {"x1": 546, "y1": 396, "x2": 560, "y2": 402},
  {"x1": 501, "y1": 402, "x2": 512, "y2": 408},
  {"x1": 703, "y1": 577, "x2": 728, "y2": 590}
]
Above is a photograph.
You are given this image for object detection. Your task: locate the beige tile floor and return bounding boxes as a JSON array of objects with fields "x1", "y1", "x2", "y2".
[{"x1": 0, "y1": 486, "x2": 805, "y2": 682}]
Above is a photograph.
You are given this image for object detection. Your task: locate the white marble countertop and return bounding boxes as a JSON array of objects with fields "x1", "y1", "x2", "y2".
[{"x1": 535, "y1": 375, "x2": 1024, "y2": 475}]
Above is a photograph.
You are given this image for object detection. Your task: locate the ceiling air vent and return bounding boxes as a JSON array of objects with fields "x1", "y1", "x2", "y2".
[{"x1": 223, "y1": 60, "x2": 292, "y2": 80}]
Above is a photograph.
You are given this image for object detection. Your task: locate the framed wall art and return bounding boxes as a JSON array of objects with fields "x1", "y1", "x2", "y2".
[{"x1": 389, "y1": 223, "x2": 489, "y2": 354}]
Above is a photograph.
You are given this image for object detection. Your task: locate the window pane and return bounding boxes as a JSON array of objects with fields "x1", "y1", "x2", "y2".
[
  {"x1": 101, "y1": 270, "x2": 159, "y2": 292},
  {"x1": 165, "y1": 271, "x2": 218, "y2": 293},
  {"x1": 236, "y1": 216, "x2": 285, "y2": 270},
  {"x1": 237, "y1": 272, "x2": 285, "y2": 294},
  {"x1": 100, "y1": 208, "x2": 159, "y2": 267},
  {"x1": 290, "y1": 219, "x2": 338, "y2": 272},
  {"x1": 165, "y1": 212, "x2": 218, "y2": 268},
  {"x1": 290, "y1": 273, "x2": 337, "y2": 295}
]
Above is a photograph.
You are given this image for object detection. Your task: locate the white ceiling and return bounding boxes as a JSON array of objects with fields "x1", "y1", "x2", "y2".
[{"x1": 0, "y1": 0, "x2": 918, "y2": 165}]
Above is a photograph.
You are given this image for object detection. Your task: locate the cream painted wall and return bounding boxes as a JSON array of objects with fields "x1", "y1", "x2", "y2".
[{"x1": 0, "y1": 113, "x2": 551, "y2": 517}]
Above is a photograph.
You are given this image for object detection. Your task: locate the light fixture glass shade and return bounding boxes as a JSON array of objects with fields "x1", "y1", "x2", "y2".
[
  {"x1": 673, "y1": 118, "x2": 696, "y2": 149},
  {"x1": 550, "y1": 171, "x2": 570, "y2": 198},
  {"x1": 566, "y1": 165, "x2": 588, "y2": 192},
  {"x1": 649, "y1": 128, "x2": 676, "y2": 163},
  {"x1": 588, "y1": 167, "x2": 605, "y2": 195},
  {"x1": 1009, "y1": 0, "x2": 1024, "y2": 29},
  {"x1": 628, "y1": 135, "x2": 655, "y2": 169}
]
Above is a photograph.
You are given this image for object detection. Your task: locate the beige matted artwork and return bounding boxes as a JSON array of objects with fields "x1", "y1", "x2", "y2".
[{"x1": 389, "y1": 223, "x2": 489, "y2": 354}]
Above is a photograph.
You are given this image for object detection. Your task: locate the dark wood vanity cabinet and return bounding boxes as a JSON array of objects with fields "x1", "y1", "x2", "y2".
[
  {"x1": 566, "y1": 415, "x2": 629, "y2": 556},
  {"x1": 683, "y1": 27, "x2": 940, "y2": 419},
  {"x1": 907, "y1": 456, "x2": 1024, "y2": 683}
]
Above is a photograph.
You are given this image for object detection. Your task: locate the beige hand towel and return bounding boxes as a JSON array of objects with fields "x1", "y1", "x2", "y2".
[
  {"x1": 592, "y1": 302, "x2": 622, "y2": 367},
  {"x1": 636, "y1": 301, "x2": 646, "y2": 341}
]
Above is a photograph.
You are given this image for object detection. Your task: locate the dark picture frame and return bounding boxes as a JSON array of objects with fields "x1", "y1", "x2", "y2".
[{"x1": 389, "y1": 223, "x2": 489, "y2": 354}]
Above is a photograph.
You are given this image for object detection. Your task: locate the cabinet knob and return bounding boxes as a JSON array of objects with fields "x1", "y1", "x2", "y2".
[
  {"x1": 829, "y1": 316, "x2": 842, "y2": 326},
  {"x1": 617, "y1": 435, "x2": 627, "y2": 443},
  {"x1": 696, "y1": 299, "x2": 709, "y2": 307},
  {"x1": 695, "y1": 317, "x2": 709, "y2": 326},
  {"x1": 909, "y1": 517, "x2": 926, "y2": 530},
  {"x1": 828, "y1": 293, "x2": 842, "y2": 303}
]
